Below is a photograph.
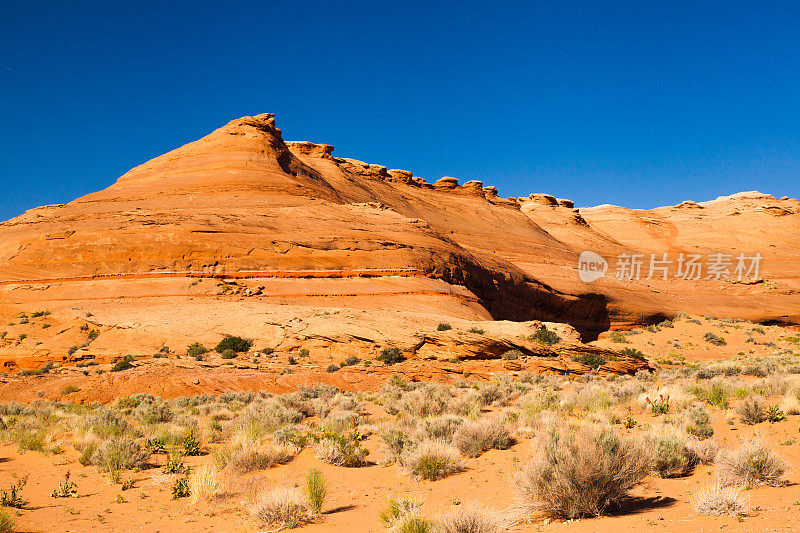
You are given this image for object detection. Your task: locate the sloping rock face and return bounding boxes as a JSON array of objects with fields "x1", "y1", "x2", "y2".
[{"x1": 0, "y1": 113, "x2": 798, "y2": 350}]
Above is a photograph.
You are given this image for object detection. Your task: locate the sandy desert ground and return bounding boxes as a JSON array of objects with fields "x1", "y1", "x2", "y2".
[{"x1": 0, "y1": 313, "x2": 798, "y2": 532}]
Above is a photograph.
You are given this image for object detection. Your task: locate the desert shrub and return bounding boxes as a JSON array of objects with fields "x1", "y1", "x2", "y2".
[
  {"x1": 238, "y1": 399, "x2": 304, "y2": 433},
  {"x1": 91, "y1": 437, "x2": 149, "y2": 472},
  {"x1": 326, "y1": 363, "x2": 339, "y2": 373},
  {"x1": 693, "y1": 484, "x2": 749, "y2": 516},
  {"x1": 737, "y1": 398, "x2": 767, "y2": 425},
  {"x1": 78, "y1": 443, "x2": 98, "y2": 466},
  {"x1": 416, "y1": 416, "x2": 464, "y2": 441},
  {"x1": 439, "y1": 505, "x2": 498, "y2": 533},
  {"x1": 8, "y1": 421, "x2": 48, "y2": 453},
  {"x1": 313, "y1": 432, "x2": 368, "y2": 467},
  {"x1": 515, "y1": 424, "x2": 651, "y2": 518},
  {"x1": 690, "y1": 439, "x2": 719, "y2": 465},
  {"x1": 453, "y1": 419, "x2": 512, "y2": 458},
  {"x1": 608, "y1": 331, "x2": 628, "y2": 343},
  {"x1": 380, "y1": 428, "x2": 416, "y2": 464},
  {"x1": 220, "y1": 348, "x2": 237, "y2": 359},
  {"x1": 250, "y1": 487, "x2": 308, "y2": 528},
  {"x1": 186, "y1": 342, "x2": 208, "y2": 358},
  {"x1": 571, "y1": 353, "x2": 606, "y2": 369},
  {"x1": 0, "y1": 509, "x2": 13, "y2": 533},
  {"x1": 403, "y1": 440, "x2": 463, "y2": 480},
  {"x1": 273, "y1": 425, "x2": 307, "y2": 449},
  {"x1": 648, "y1": 429, "x2": 699, "y2": 478},
  {"x1": 189, "y1": 465, "x2": 220, "y2": 503},
  {"x1": 468, "y1": 327, "x2": 484, "y2": 334},
  {"x1": 82, "y1": 408, "x2": 128, "y2": 437},
  {"x1": 742, "y1": 364, "x2": 768, "y2": 377},
  {"x1": 696, "y1": 381, "x2": 729, "y2": 410},
  {"x1": 502, "y1": 349, "x2": 521, "y2": 360},
  {"x1": 214, "y1": 335, "x2": 253, "y2": 353},
  {"x1": 379, "y1": 495, "x2": 424, "y2": 527},
  {"x1": 398, "y1": 384, "x2": 450, "y2": 418},
  {"x1": 718, "y1": 440, "x2": 787, "y2": 488},
  {"x1": 377, "y1": 347, "x2": 405, "y2": 365},
  {"x1": 531, "y1": 328, "x2": 560, "y2": 345},
  {"x1": 111, "y1": 356, "x2": 134, "y2": 372},
  {"x1": 228, "y1": 445, "x2": 293, "y2": 473},
  {"x1": 61, "y1": 385, "x2": 80, "y2": 395},
  {"x1": 686, "y1": 405, "x2": 714, "y2": 439},
  {"x1": 621, "y1": 347, "x2": 647, "y2": 361},
  {"x1": 437, "y1": 323, "x2": 452, "y2": 331},
  {"x1": 704, "y1": 332, "x2": 727, "y2": 346},
  {"x1": 306, "y1": 468, "x2": 326, "y2": 515},
  {"x1": 134, "y1": 397, "x2": 173, "y2": 425},
  {"x1": 779, "y1": 395, "x2": 800, "y2": 415},
  {"x1": 389, "y1": 512, "x2": 437, "y2": 532}
]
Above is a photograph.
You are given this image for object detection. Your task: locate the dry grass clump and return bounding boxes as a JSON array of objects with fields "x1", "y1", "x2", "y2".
[
  {"x1": 648, "y1": 427, "x2": 699, "y2": 478},
  {"x1": 227, "y1": 444, "x2": 294, "y2": 473},
  {"x1": 717, "y1": 440, "x2": 787, "y2": 488},
  {"x1": 452, "y1": 419, "x2": 512, "y2": 458},
  {"x1": 249, "y1": 486, "x2": 309, "y2": 529},
  {"x1": 91, "y1": 437, "x2": 149, "y2": 472},
  {"x1": 403, "y1": 440, "x2": 463, "y2": 480},
  {"x1": 379, "y1": 495, "x2": 426, "y2": 529},
  {"x1": 779, "y1": 395, "x2": 800, "y2": 415},
  {"x1": 439, "y1": 505, "x2": 499, "y2": 533},
  {"x1": 515, "y1": 424, "x2": 651, "y2": 518},
  {"x1": 737, "y1": 398, "x2": 767, "y2": 425},
  {"x1": 189, "y1": 465, "x2": 221, "y2": 503},
  {"x1": 689, "y1": 439, "x2": 719, "y2": 465},
  {"x1": 415, "y1": 416, "x2": 464, "y2": 441},
  {"x1": 313, "y1": 433, "x2": 368, "y2": 467},
  {"x1": 692, "y1": 484, "x2": 750, "y2": 516}
]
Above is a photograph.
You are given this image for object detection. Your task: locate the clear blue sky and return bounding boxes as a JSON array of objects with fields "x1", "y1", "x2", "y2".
[{"x1": 2, "y1": 1, "x2": 799, "y2": 221}]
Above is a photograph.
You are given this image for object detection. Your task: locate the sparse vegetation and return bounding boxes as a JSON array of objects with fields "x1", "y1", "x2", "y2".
[
  {"x1": 531, "y1": 328, "x2": 561, "y2": 345},
  {"x1": 516, "y1": 424, "x2": 651, "y2": 518},
  {"x1": 718, "y1": 440, "x2": 787, "y2": 488},
  {"x1": 404, "y1": 440, "x2": 463, "y2": 480},
  {"x1": 306, "y1": 468, "x2": 326, "y2": 515},
  {"x1": 377, "y1": 347, "x2": 405, "y2": 365},
  {"x1": 214, "y1": 335, "x2": 253, "y2": 354}
]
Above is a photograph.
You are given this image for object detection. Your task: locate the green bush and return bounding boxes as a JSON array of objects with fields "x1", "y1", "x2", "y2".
[
  {"x1": 572, "y1": 353, "x2": 606, "y2": 369},
  {"x1": 377, "y1": 347, "x2": 405, "y2": 365},
  {"x1": 220, "y1": 348, "x2": 237, "y2": 359},
  {"x1": 306, "y1": 468, "x2": 326, "y2": 515},
  {"x1": 437, "y1": 323, "x2": 452, "y2": 331},
  {"x1": 0, "y1": 509, "x2": 14, "y2": 533},
  {"x1": 186, "y1": 342, "x2": 208, "y2": 358},
  {"x1": 111, "y1": 356, "x2": 134, "y2": 372},
  {"x1": 621, "y1": 347, "x2": 647, "y2": 361},
  {"x1": 531, "y1": 328, "x2": 561, "y2": 345},
  {"x1": 172, "y1": 477, "x2": 190, "y2": 499},
  {"x1": 608, "y1": 331, "x2": 628, "y2": 343},
  {"x1": 704, "y1": 332, "x2": 727, "y2": 346},
  {"x1": 214, "y1": 335, "x2": 253, "y2": 353}
]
